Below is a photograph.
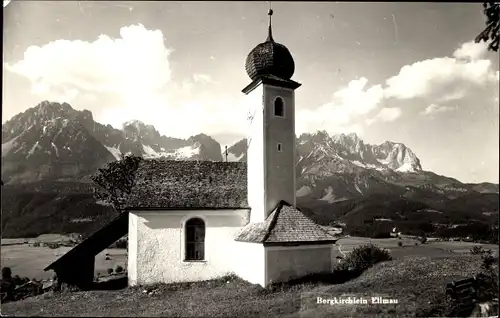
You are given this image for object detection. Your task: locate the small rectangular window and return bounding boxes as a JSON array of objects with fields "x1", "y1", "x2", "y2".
[{"x1": 277, "y1": 143, "x2": 282, "y2": 152}]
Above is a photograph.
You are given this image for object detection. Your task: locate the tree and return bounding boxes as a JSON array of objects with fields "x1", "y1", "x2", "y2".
[
  {"x1": 475, "y1": 2, "x2": 500, "y2": 52},
  {"x1": 91, "y1": 154, "x2": 143, "y2": 214}
]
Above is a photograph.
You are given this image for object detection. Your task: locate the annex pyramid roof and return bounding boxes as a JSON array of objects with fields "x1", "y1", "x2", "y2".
[{"x1": 235, "y1": 201, "x2": 340, "y2": 245}]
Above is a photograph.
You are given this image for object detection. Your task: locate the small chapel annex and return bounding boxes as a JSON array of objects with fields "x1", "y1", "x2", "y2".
[{"x1": 45, "y1": 8, "x2": 339, "y2": 289}]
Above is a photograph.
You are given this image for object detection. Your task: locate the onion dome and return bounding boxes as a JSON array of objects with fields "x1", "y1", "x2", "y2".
[{"x1": 245, "y1": 9, "x2": 295, "y2": 81}]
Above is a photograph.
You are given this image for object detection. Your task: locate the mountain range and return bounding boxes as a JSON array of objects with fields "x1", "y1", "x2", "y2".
[{"x1": 1, "y1": 101, "x2": 498, "y2": 239}]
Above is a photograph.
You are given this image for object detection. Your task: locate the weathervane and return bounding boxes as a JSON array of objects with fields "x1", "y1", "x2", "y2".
[{"x1": 267, "y1": 1, "x2": 274, "y2": 42}]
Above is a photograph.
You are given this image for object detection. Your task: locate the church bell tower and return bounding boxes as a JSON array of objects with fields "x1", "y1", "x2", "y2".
[{"x1": 242, "y1": 7, "x2": 301, "y2": 223}]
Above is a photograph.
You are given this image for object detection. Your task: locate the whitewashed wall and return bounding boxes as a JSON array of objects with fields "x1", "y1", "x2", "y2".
[
  {"x1": 128, "y1": 209, "x2": 248, "y2": 286},
  {"x1": 233, "y1": 241, "x2": 266, "y2": 286},
  {"x1": 265, "y1": 244, "x2": 333, "y2": 284},
  {"x1": 127, "y1": 213, "x2": 138, "y2": 285},
  {"x1": 246, "y1": 84, "x2": 267, "y2": 223}
]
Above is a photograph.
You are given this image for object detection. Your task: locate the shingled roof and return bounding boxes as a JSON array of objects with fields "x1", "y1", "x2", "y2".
[
  {"x1": 125, "y1": 160, "x2": 248, "y2": 209},
  {"x1": 234, "y1": 201, "x2": 340, "y2": 245}
]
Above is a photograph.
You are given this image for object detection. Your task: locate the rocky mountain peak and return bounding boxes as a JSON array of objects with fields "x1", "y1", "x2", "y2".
[
  {"x1": 122, "y1": 120, "x2": 161, "y2": 142},
  {"x1": 2, "y1": 102, "x2": 229, "y2": 183},
  {"x1": 2, "y1": 101, "x2": 79, "y2": 142},
  {"x1": 3, "y1": 100, "x2": 426, "y2": 184},
  {"x1": 333, "y1": 132, "x2": 365, "y2": 154},
  {"x1": 299, "y1": 130, "x2": 330, "y2": 143},
  {"x1": 224, "y1": 138, "x2": 248, "y2": 162},
  {"x1": 188, "y1": 134, "x2": 222, "y2": 161},
  {"x1": 36, "y1": 100, "x2": 73, "y2": 112},
  {"x1": 225, "y1": 131, "x2": 423, "y2": 175}
]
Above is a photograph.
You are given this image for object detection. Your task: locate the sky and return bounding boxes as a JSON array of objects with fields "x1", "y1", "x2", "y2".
[{"x1": 2, "y1": 1, "x2": 499, "y2": 183}]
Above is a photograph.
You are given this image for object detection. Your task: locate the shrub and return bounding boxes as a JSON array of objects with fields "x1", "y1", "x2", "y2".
[
  {"x1": 397, "y1": 241, "x2": 403, "y2": 247},
  {"x1": 12, "y1": 275, "x2": 22, "y2": 286},
  {"x1": 477, "y1": 250, "x2": 499, "y2": 302},
  {"x1": 480, "y1": 250, "x2": 497, "y2": 270},
  {"x1": 336, "y1": 243, "x2": 392, "y2": 273},
  {"x1": 1, "y1": 267, "x2": 12, "y2": 279},
  {"x1": 470, "y1": 246, "x2": 485, "y2": 255},
  {"x1": 371, "y1": 231, "x2": 392, "y2": 239},
  {"x1": 115, "y1": 265, "x2": 123, "y2": 273},
  {"x1": 107, "y1": 268, "x2": 113, "y2": 275}
]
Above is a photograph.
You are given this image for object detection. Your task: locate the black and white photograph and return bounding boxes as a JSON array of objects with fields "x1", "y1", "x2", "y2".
[{"x1": 1, "y1": 1, "x2": 499, "y2": 317}]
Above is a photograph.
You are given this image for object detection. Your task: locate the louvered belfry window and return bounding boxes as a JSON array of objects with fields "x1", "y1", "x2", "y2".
[{"x1": 185, "y1": 218, "x2": 205, "y2": 261}]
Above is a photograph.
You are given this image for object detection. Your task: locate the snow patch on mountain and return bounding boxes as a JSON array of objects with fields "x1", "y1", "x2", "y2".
[
  {"x1": 175, "y1": 145, "x2": 200, "y2": 158},
  {"x1": 352, "y1": 160, "x2": 365, "y2": 168},
  {"x1": 396, "y1": 162, "x2": 417, "y2": 173},
  {"x1": 142, "y1": 144, "x2": 160, "y2": 158},
  {"x1": 27, "y1": 141, "x2": 41, "y2": 158},
  {"x1": 1, "y1": 136, "x2": 19, "y2": 157},
  {"x1": 105, "y1": 145, "x2": 122, "y2": 161},
  {"x1": 319, "y1": 186, "x2": 349, "y2": 203},
  {"x1": 354, "y1": 183, "x2": 363, "y2": 194},
  {"x1": 51, "y1": 142, "x2": 59, "y2": 158},
  {"x1": 226, "y1": 152, "x2": 245, "y2": 162},
  {"x1": 296, "y1": 185, "x2": 312, "y2": 197}
]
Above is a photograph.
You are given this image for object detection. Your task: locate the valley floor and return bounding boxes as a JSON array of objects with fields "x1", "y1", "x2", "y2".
[
  {"x1": 0, "y1": 244, "x2": 126, "y2": 281},
  {"x1": 1, "y1": 254, "x2": 492, "y2": 317},
  {"x1": 1, "y1": 236, "x2": 498, "y2": 281}
]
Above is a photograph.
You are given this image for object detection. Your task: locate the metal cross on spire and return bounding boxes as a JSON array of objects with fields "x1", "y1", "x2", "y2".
[{"x1": 267, "y1": 1, "x2": 274, "y2": 42}]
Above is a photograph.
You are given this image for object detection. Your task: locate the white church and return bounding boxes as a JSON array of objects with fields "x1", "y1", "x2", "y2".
[
  {"x1": 126, "y1": 9, "x2": 339, "y2": 287},
  {"x1": 46, "y1": 8, "x2": 340, "y2": 289}
]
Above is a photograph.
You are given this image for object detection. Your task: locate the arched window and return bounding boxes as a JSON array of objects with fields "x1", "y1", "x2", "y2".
[
  {"x1": 185, "y1": 218, "x2": 205, "y2": 261},
  {"x1": 274, "y1": 97, "x2": 284, "y2": 117}
]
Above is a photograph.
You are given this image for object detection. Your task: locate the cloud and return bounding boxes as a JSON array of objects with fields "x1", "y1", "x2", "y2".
[
  {"x1": 298, "y1": 40, "x2": 498, "y2": 137},
  {"x1": 453, "y1": 41, "x2": 488, "y2": 61},
  {"x1": 384, "y1": 41, "x2": 498, "y2": 100},
  {"x1": 4, "y1": 26, "x2": 498, "y2": 141},
  {"x1": 438, "y1": 89, "x2": 466, "y2": 102},
  {"x1": 296, "y1": 77, "x2": 384, "y2": 135},
  {"x1": 332, "y1": 78, "x2": 385, "y2": 116},
  {"x1": 421, "y1": 103, "x2": 454, "y2": 116},
  {"x1": 6, "y1": 24, "x2": 172, "y2": 95},
  {"x1": 192, "y1": 73, "x2": 214, "y2": 84},
  {"x1": 366, "y1": 107, "x2": 402, "y2": 126},
  {"x1": 4, "y1": 24, "x2": 247, "y2": 138}
]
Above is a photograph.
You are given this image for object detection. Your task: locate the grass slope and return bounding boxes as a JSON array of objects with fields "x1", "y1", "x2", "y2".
[{"x1": 0, "y1": 255, "x2": 487, "y2": 317}]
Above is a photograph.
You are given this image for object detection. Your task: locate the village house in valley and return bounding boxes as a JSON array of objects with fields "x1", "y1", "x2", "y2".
[{"x1": 45, "y1": 9, "x2": 340, "y2": 289}]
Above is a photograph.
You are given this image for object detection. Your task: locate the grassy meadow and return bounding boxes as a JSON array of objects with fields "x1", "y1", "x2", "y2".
[
  {"x1": 1, "y1": 254, "x2": 493, "y2": 317},
  {"x1": 1, "y1": 235, "x2": 498, "y2": 317},
  {"x1": 2, "y1": 235, "x2": 498, "y2": 281},
  {"x1": 1, "y1": 239, "x2": 127, "y2": 281}
]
